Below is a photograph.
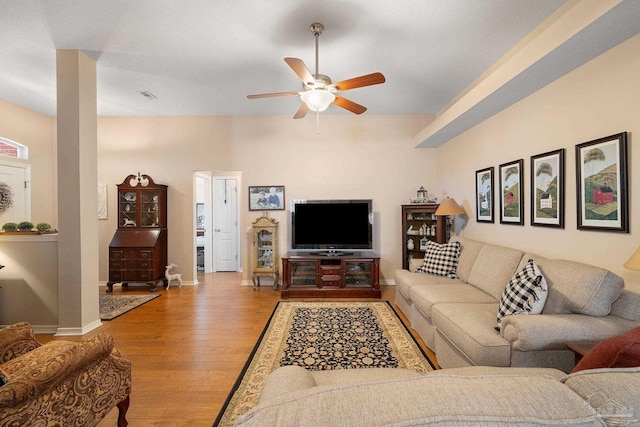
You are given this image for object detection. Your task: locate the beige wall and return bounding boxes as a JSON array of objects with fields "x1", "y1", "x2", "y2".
[
  {"x1": 97, "y1": 114, "x2": 435, "y2": 284},
  {"x1": 231, "y1": 114, "x2": 435, "y2": 283},
  {"x1": 436, "y1": 32, "x2": 640, "y2": 293}
]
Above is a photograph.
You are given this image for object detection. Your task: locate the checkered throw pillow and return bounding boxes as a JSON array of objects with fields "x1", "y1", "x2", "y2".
[
  {"x1": 415, "y1": 241, "x2": 461, "y2": 279},
  {"x1": 496, "y1": 259, "x2": 548, "y2": 331}
]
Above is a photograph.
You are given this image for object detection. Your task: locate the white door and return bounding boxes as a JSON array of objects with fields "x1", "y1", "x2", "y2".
[
  {"x1": 0, "y1": 163, "x2": 30, "y2": 224},
  {"x1": 214, "y1": 178, "x2": 238, "y2": 271}
]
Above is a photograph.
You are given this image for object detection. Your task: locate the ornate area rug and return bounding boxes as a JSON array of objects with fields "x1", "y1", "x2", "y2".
[
  {"x1": 214, "y1": 301, "x2": 435, "y2": 426},
  {"x1": 99, "y1": 294, "x2": 160, "y2": 320}
]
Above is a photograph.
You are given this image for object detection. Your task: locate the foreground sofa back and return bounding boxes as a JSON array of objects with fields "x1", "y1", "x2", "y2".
[
  {"x1": 236, "y1": 365, "x2": 640, "y2": 426},
  {"x1": 395, "y1": 235, "x2": 640, "y2": 372},
  {"x1": 0, "y1": 322, "x2": 131, "y2": 427}
]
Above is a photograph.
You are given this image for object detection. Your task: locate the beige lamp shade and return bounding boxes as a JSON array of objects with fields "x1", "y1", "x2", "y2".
[
  {"x1": 624, "y1": 246, "x2": 640, "y2": 271},
  {"x1": 435, "y1": 197, "x2": 465, "y2": 216}
]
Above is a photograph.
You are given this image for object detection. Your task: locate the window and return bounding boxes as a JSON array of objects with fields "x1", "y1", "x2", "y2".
[{"x1": 0, "y1": 137, "x2": 28, "y2": 159}]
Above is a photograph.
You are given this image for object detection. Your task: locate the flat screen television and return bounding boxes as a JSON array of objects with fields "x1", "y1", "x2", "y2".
[{"x1": 290, "y1": 199, "x2": 373, "y2": 253}]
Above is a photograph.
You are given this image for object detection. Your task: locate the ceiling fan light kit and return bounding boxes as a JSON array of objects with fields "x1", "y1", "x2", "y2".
[{"x1": 247, "y1": 22, "x2": 385, "y2": 119}]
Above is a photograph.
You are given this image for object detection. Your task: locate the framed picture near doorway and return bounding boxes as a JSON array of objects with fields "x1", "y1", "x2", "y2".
[
  {"x1": 575, "y1": 132, "x2": 628, "y2": 232},
  {"x1": 475, "y1": 167, "x2": 494, "y2": 223},
  {"x1": 531, "y1": 149, "x2": 564, "y2": 228},
  {"x1": 249, "y1": 186, "x2": 285, "y2": 211},
  {"x1": 499, "y1": 159, "x2": 524, "y2": 225}
]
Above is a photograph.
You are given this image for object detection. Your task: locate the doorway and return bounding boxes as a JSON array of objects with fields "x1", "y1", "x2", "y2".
[
  {"x1": 0, "y1": 162, "x2": 31, "y2": 223},
  {"x1": 194, "y1": 172, "x2": 241, "y2": 282}
]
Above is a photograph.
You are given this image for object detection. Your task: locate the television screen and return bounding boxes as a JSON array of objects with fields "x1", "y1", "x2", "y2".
[{"x1": 291, "y1": 199, "x2": 372, "y2": 251}]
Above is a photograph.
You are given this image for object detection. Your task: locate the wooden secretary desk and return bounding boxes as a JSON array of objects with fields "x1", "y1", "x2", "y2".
[{"x1": 107, "y1": 174, "x2": 168, "y2": 292}]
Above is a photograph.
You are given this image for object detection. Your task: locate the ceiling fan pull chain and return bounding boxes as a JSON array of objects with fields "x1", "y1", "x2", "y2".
[{"x1": 316, "y1": 111, "x2": 321, "y2": 134}]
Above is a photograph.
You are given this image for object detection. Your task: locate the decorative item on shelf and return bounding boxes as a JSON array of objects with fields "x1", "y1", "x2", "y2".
[
  {"x1": 2, "y1": 222, "x2": 18, "y2": 232},
  {"x1": 420, "y1": 223, "x2": 427, "y2": 235},
  {"x1": 430, "y1": 224, "x2": 436, "y2": 236},
  {"x1": 420, "y1": 236, "x2": 429, "y2": 251},
  {"x1": 407, "y1": 239, "x2": 414, "y2": 250},
  {"x1": 18, "y1": 221, "x2": 33, "y2": 231},
  {"x1": 407, "y1": 225, "x2": 419, "y2": 235},
  {"x1": 435, "y1": 197, "x2": 466, "y2": 242},
  {"x1": 410, "y1": 186, "x2": 428, "y2": 204}
]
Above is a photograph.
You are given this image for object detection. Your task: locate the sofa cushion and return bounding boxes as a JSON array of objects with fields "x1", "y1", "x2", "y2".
[
  {"x1": 394, "y1": 269, "x2": 463, "y2": 300},
  {"x1": 449, "y1": 235, "x2": 484, "y2": 283},
  {"x1": 411, "y1": 284, "x2": 496, "y2": 321},
  {"x1": 520, "y1": 253, "x2": 623, "y2": 316},
  {"x1": 497, "y1": 259, "x2": 548, "y2": 329},
  {"x1": 572, "y1": 327, "x2": 640, "y2": 373},
  {"x1": 0, "y1": 322, "x2": 41, "y2": 363},
  {"x1": 415, "y1": 241, "x2": 461, "y2": 278},
  {"x1": 467, "y1": 244, "x2": 524, "y2": 300},
  {"x1": 237, "y1": 373, "x2": 601, "y2": 426},
  {"x1": 562, "y1": 368, "x2": 640, "y2": 426},
  {"x1": 432, "y1": 303, "x2": 511, "y2": 366}
]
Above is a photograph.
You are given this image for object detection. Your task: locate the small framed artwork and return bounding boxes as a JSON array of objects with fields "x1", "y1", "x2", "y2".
[
  {"x1": 475, "y1": 167, "x2": 494, "y2": 223},
  {"x1": 531, "y1": 149, "x2": 564, "y2": 228},
  {"x1": 499, "y1": 159, "x2": 524, "y2": 225},
  {"x1": 248, "y1": 186, "x2": 285, "y2": 211},
  {"x1": 576, "y1": 132, "x2": 628, "y2": 232}
]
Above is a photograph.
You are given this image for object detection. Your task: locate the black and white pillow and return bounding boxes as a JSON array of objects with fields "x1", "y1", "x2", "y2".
[
  {"x1": 415, "y1": 241, "x2": 461, "y2": 279},
  {"x1": 496, "y1": 259, "x2": 548, "y2": 331}
]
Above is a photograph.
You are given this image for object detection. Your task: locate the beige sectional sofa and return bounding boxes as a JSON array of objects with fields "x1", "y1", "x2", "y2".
[
  {"x1": 236, "y1": 365, "x2": 640, "y2": 426},
  {"x1": 395, "y1": 235, "x2": 640, "y2": 372}
]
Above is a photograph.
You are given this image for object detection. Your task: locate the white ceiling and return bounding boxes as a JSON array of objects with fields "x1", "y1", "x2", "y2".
[{"x1": 0, "y1": 0, "x2": 569, "y2": 118}]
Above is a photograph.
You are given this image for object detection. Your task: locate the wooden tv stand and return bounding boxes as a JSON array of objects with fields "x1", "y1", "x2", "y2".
[{"x1": 281, "y1": 251, "x2": 381, "y2": 299}]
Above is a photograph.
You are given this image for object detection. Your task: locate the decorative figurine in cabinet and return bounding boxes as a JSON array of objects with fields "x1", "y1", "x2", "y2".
[
  {"x1": 401, "y1": 204, "x2": 448, "y2": 270},
  {"x1": 251, "y1": 215, "x2": 279, "y2": 290},
  {"x1": 107, "y1": 173, "x2": 168, "y2": 292}
]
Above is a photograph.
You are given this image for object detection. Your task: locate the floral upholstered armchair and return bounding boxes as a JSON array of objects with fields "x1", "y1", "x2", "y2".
[{"x1": 0, "y1": 322, "x2": 131, "y2": 427}]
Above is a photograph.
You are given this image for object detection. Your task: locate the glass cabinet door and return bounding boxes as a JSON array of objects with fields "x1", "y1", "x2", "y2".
[
  {"x1": 141, "y1": 191, "x2": 160, "y2": 227},
  {"x1": 344, "y1": 262, "x2": 372, "y2": 286},
  {"x1": 256, "y1": 229, "x2": 274, "y2": 269},
  {"x1": 120, "y1": 191, "x2": 137, "y2": 227},
  {"x1": 289, "y1": 261, "x2": 317, "y2": 286}
]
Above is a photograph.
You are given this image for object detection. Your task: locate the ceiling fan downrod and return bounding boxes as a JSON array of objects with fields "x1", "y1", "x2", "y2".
[{"x1": 310, "y1": 23, "x2": 324, "y2": 79}]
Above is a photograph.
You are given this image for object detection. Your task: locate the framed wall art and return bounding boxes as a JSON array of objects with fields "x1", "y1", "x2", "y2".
[
  {"x1": 475, "y1": 167, "x2": 494, "y2": 223},
  {"x1": 576, "y1": 132, "x2": 628, "y2": 232},
  {"x1": 248, "y1": 186, "x2": 285, "y2": 211},
  {"x1": 499, "y1": 159, "x2": 524, "y2": 225},
  {"x1": 530, "y1": 149, "x2": 564, "y2": 228}
]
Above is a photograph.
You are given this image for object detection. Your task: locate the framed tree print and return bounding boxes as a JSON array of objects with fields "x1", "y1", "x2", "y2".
[
  {"x1": 576, "y1": 132, "x2": 628, "y2": 232},
  {"x1": 499, "y1": 159, "x2": 524, "y2": 225},
  {"x1": 531, "y1": 149, "x2": 564, "y2": 228},
  {"x1": 475, "y1": 167, "x2": 494, "y2": 223}
]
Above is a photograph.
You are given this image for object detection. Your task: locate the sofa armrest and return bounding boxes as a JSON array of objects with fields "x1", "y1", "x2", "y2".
[
  {"x1": 0, "y1": 323, "x2": 41, "y2": 363},
  {"x1": 501, "y1": 314, "x2": 640, "y2": 351},
  {"x1": 0, "y1": 333, "x2": 114, "y2": 407}
]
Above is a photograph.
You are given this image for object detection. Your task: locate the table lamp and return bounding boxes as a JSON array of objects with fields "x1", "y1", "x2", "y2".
[{"x1": 435, "y1": 197, "x2": 465, "y2": 241}]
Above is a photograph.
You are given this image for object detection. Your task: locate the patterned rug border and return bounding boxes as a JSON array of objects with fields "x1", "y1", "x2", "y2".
[
  {"x1": 213, "y1": 300, "x2": 435, "y2": 426},
  {"x1": 99, "y1": 293, "x2": 161, "y2": 321}
]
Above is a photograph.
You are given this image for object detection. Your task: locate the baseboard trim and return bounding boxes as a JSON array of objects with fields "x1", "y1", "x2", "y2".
[{"x1": 55, "y1": 319, "x2": 102, "y2": 336}]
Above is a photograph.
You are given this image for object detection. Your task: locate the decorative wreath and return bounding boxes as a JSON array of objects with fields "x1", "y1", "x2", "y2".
[{"x1": 0, "y1": 182, "x2": 14, "y2": 213}]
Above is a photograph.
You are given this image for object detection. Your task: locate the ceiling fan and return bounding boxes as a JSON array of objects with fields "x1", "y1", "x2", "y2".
[{"x1": 247, "y1": 23, "x2": 386, "y2": 119}]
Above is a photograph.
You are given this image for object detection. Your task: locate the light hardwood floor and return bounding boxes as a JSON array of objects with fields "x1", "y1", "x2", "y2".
[{"x1": 37, "y1": 273, "x2": 437, "y2": 426}]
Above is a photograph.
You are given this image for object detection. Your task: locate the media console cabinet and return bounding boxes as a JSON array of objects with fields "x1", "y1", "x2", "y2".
[{"x1": 281, "y1": 251, "x2": 380, "y2": 298}]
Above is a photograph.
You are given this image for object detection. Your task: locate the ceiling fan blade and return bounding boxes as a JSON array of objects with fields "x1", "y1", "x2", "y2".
[
  {"x1": 331, "y1": 72, "x2": 386, "y2": 92},
  {"x1": 333, "y1": 95, "x2": 367, "y2": 115},
  {"x1": 284, "y1": 58, "x2": 315, "y2": 85},
  {"x1": 247, "y1": 91, "x2": 298, "y2": 99},
  {"x1": 293, "y1": 103, "x2": 309, "y2": 119}
]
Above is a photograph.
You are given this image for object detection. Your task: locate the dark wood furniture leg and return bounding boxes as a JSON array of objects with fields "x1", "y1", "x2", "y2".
[{"x1": 116, "y1": 395, "x2": 130, "y2": 427}]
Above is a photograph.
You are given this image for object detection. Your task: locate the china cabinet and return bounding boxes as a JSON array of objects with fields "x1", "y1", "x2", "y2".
[
  {"x1": 401, "y1": 204, "x2": 447, "y2": 270},
  {"x1": 107, "y1": 174, "x2": 168, "y2": 292},
  {"x1": 251, "y1": 215, "x2": 279, "y2": 290}
]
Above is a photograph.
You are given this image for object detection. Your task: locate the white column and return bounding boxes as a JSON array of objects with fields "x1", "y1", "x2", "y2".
[{"x1": 55, "y1": 49, "x2": 100, "y2": 335}]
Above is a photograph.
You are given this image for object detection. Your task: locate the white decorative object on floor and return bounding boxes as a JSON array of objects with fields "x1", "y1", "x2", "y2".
[{"x1": 165, "y1": 263, "x2": 182, "y2": 289}]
